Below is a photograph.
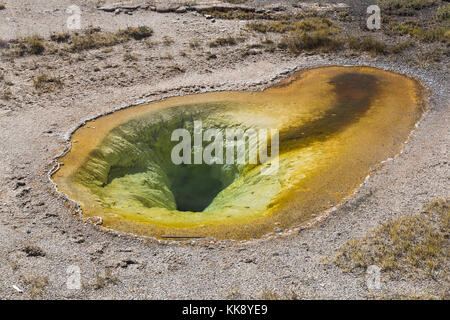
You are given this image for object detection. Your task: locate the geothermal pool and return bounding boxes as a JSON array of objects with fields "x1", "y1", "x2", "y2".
[{"x1": 53, "y1": 66, "x2": 425, "y2": 240}]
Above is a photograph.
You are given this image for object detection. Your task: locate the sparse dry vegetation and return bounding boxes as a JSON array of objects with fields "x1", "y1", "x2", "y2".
[
  {"x1": 91, "y1": 269, "x2": 119, "y2": 290},
  {"x1": 247, "y1": 17, "x2": 338, "y2": 34},
  {"x1": 209, "y1": 35, "x2": 237, "y2": 47},
  {"x1": 436, "y1": 4, "x2": 450, "y2": 22},
  {"x1": 72, "y1": 26, "x2": 152, "y2": 51},
  {"x1": 348, "y1": 36, "x2": 388, "y2": 55},
  {"x1": 390, "y1": 40, "x2": 415, "y2": 54},
  {"x1": 162, "y1": 36, "x2": 174, "y2": 46},
  {"x1": 70, "y1": 27, "x2": 127, "y2": 52},
  {"x1": 50, "y1": 32, "x2": 71, "y2": 43},
  {"x1": 122, "y1": 26, "x2": 153, "y2": 40},
  {"x1": 408, "y1": 47, "x2": 443, "y2": 67},
  {"x1": 160, "y1": 53, "x2": 174, "y2": 60},
  {"x1": 335, "y1": 199, "x2": 449, "y2": 280},
  {"x1": 385, "y1": 19, "x2": 449, "y2": 43},
  {"x1": 279, "y1": 31, "x2": 342, "y2": 54},
  {"x1": 189, "y1": 40, "x2": 201, "y2": 48},
  {"x1": 5, "y1": 26, "x2": 153, "y2": 57},
  {"x1": 223, "y1": 0, "x2": 247, "y2": 4},
  {"x1": 247, "y1": 17, "x2": 344, "y2": 55},
  {"x1": 22, "y1": 274, "x2": 49, "y2": 297},
  {"x1": 22, "y1": 243, "x2": 46, "y2": 257},
  {"x1": 260, "y1": 289, "x2": 280, "y2": 300},
  {"x1": 205, "y1": 51, "x2": 217, "y2": 60},
  {"x1": 123, "y1": 52, "x2": 138, "y2": 62},
  {"x1": 2, "y1": 88, "x2": 12, "y2": 100},
  {"x1": 200, "y1": 8, "x2": 268, "y2": 20},
  {"x1": 12, "y1": 35, "x2": 45, "y2": 56},
  {"x1": 378, "y1": 0, "x2": 440, "y2": 16},
  {"x1": 33, "y1": 74, "x2": 63, "y2": 92},
  {"x1": 258, "y1": 289, "x2": 307, "y2": 300}
]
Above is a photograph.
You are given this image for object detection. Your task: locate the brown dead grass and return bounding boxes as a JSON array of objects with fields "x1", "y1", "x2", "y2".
[
  {"x1": 335, "y1": 199, "x2": 449, "y2": 280},
  {"x1": 33, "y1": 74, "x2": 63, "y2": 92},
  {"x1": 21, "y1": 274, "x2": 49, "y2": 297}
]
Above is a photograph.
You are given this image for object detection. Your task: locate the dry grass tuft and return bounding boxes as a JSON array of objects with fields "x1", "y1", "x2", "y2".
[
  {"x1": 6, "y1": 26, "x2": 153, "y2": 57},
  {"x1": 92, "y1": 269, "x2": 119, "y2": 290},
  {"x1": 223, "y1": 0, "x2": 247, "y2": 4},
  {"x1": 121, "y1": 26, "x2": 153, "y2": 40},
  {"x1": 2, "y1": 88, "x2": 13, "y2": 100},
  {"x1": 378, "y1": 0, "x2": 440, "y2": 16},
  {"x1": 50, "y1": 32, "x2": 71, "y2": 43},
  {"x1": 258, "y1": 289, "x2": 308, "y2": 300},
  {"x1": 279, "y1": 31, "x2": 343, "y2": 54},
  {"x1": 247, "y1": 17, "x2": 342, "y2": 55},
  {"x1": 201, "y1": 9, "x2": 265, "y2": 20},
  {"x1": 22, "y1": 243, "x2": 46, "y2": 257},
  {"x1": 70, "y1": 27, "x2": 126, "y2": 52},
  {"x1": 436, "y1": 4, "x2": 450, "y2": 22},
  {"x1": 33, "y1": 74, "x2": 63, "y2": 92},
  {"x1": 162, "y1": 36, "x2": 174, "y2": 46},
  {"x1": 13, "y1": 35, "x2": 45, "y2": 56},
  {"x1": 70, "y1": 26, "x2": 153, "y2": 52},
  {"x1": 335, "y1": 199, "x2": 449, "y2": 280},
  {"x1": 123, "y1": 52, "x2": 138, "y2": 61},
  {"x1": 22, "y1": 274, "x2": 49, "y2": 297},
  {"x1": 247, "y1": 17, "x2": 337, "y2": 34},
  {"x1": 209, "y1": 35, "x2": 237, "y2": 47},
  {"x1": 189, "y1": 40, "x2": 201, "y2": 48},
  {"x1": 347, "y1": 36, "x2": 388, "y2": 55},
  {"x1": 385, "y1": 19, "x2": 449, "y2": 43},
  {"x1": 260, "y1": 289, "x2": 281, "y2": 300}
]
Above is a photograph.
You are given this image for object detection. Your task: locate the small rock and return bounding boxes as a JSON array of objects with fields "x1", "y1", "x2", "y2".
[
  {"x1": 264, "y1": 3, "x2": 286, "y2": 11},
  {"x1": 274, "y1": 227, "x2": 282, "y2": 232},
  {"x1": 176, "y1": 6, "x2": 187, "y2": 13},
  {"x1": 117, "y1": 259, "x2": 138, "y2": 268},
  {"x1": 87, "y1": 216, "x2": 103, "y2": 226},
  {"x1": 242, "y1": 257, "x2": 256, "y2": 264},
  {"x1": 156, "y1": 6, "x2": 171, "y2": 13},
  {"x1": 12, "y1": 285, "x2": 23, "y2": 293},
  {"x1": 98, "y1": 6, "x2": 116, "y2": 12},
  {"x1": 122, "y1": 4, "x2": 141, "y2": 10}
]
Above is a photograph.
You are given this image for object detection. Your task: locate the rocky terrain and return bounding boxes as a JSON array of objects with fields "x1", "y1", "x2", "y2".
[{"x1": 0, "y1": 0, "x2": 448, "y2": 299}]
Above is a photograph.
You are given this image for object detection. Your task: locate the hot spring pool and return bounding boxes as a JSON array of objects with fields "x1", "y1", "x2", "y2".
[{"x1": 52, "y1": 66, "x2": 426, "y2": 240}]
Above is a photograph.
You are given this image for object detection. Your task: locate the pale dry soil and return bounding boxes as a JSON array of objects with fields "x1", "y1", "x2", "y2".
[{"x1": 0, "y1": 0, "x2": 448, "y2": 299}]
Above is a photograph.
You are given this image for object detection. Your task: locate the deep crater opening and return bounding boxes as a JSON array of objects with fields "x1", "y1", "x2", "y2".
[
  {"x1": 170, "y1": 164, "x2": 225, "y2": 212},
  {"x1": 94, "y1": 107, "x2": 244, "y2": 215}
]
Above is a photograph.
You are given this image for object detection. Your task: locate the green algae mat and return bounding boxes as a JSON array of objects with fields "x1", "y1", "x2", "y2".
[{"x1": 53, "y1": 66, "x2": 426, "y2": 240}]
